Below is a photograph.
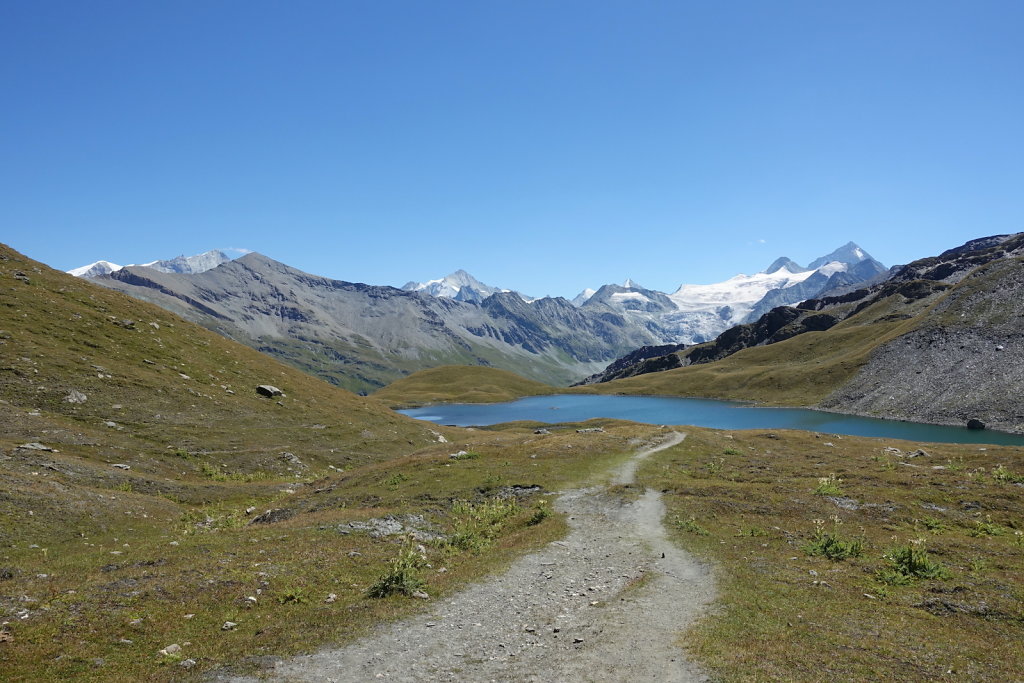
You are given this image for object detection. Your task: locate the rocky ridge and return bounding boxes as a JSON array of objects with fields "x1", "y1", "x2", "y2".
[{"x1": 95, "y1": 253, "x2": 673, "y2": 392}]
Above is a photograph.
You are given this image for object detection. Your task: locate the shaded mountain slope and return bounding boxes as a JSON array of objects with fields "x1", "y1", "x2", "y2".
[{"x1": 96, "y1": 253, "x2": 670, "y2": 392}]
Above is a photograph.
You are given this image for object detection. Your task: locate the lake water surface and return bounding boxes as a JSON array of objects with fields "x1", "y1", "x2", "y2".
[{"x1": 399, "y1": 394, "x2": 1024, "y2": 446}]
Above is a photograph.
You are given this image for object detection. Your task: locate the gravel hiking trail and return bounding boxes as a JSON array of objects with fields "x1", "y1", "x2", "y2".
[{"x1": 235, "y1": 431, "x2": 715, "y2": 682}]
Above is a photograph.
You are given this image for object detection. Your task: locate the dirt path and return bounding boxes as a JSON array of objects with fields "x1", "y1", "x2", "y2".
[{"x1": 238, "y1": 432, "x2": 714, "y2": 682}]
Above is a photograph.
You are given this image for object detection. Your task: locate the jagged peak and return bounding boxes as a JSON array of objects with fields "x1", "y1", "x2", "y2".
[
  {"x1": 807, "y1": 242, "x2": 874, "y2": 270},
  {"x1": 763, "y1": 257, "x2": 806, "y2": 274}
]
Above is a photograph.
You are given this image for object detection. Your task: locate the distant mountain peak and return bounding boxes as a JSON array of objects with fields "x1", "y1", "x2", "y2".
[
  {"x1": 69, "y1": 249, "x2": 234, "y2": 278},
  {"x1": 402, "y1": 270, "x2": 518, "y2": 303},
  {"x1": 807, "y1": 242, "x2": 873, "y2": 270},
  {"x1": 763, "y1": 257, "x2": 807, "y2": 274},
  {"x1": 622, "y1": 278, "x2": 644, "y2": 289},
  {"x1": 67, "y1": 260, "x2": 122, "y2": 278},
  {"x1": 144, "y1": 249, "x2": 233, "y2": 275},
  {"x1": 571, "y1": 288, "x2": 597, "y2": 307}
]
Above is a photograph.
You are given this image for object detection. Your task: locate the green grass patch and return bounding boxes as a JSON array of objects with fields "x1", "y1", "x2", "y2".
[
  {"x1": 802, "y1": 517, "x2": 864, "y2": 560},
  {"x1": 876, "y1": 541, "x2": 951, "y2": 584},
  {"x1": 812, "y1": 473, "x2": 844, "y2": 496},
  {"x1": 374, "y1": 365, "x2": 560, "y2": 407},
  {"x1": 635, "y1": 427, "x2": 1024, "y2": 681}
]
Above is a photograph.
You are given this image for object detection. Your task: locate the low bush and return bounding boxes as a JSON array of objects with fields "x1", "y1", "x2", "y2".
[
  {"x1": 367, "y1": 539, "x2": 427, "y2": 598},
  {"x1": 803, "y1": 517, "x2": 863, "y2": 560},
  {"x1": 876, "y1": 540, "x2": 951, "y2": 585}
]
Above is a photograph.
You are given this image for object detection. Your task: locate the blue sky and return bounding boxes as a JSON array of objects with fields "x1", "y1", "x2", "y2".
[{"x1": 3, "y1": 1, "x2": 1022, "y2": 298}]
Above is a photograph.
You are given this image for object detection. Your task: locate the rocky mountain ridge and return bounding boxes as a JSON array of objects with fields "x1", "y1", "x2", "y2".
[
  {"x1": 396, "y1": 242, "x2": 887, "y2": 345},
  {"x1": 95, "y1": 253, "x2": 673, "y2": 392},
  {"x1": 69, "y1": 249, "x2": 234, "y2": 278},
  {"x1": 401, "y1": 269, "x2": 526, "y2": 303}
]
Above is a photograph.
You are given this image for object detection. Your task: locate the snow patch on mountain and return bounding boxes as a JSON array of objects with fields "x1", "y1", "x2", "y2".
[
  {"x1": 402, "y1": 270, "x2": 533, "y2": 303},
  {"x1": 571, "y1": 288, "x2": 597, "y2": 307},
  {"x1": 69, "y1": 250, "x2": 234, "y2": 278},
  {"x1": 580, "y1": 243, "x2": 883, "y2": 344},
  {"x1": 67, "y1": 260, "x2": 122, "y2": 278}
]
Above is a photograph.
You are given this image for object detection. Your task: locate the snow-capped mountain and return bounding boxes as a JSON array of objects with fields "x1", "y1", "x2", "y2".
[
  {"x1": 807, "y1": 241, "x2": 870, "y2": 270},
  {"x1": 409, "y1": 244, "x2": 884, "y2": 345},
  {"x1": 571, "y1": 288, "x2": 597, "y2": 307},
  {"x1": 68, "y1": 250, "x2": 234, "y2": 278},
  {"x1": 576, "y1": 243, "x2": 886, "y2": 344},
  {"x1": 402, "y1": 269, "x2": 529, "y2": 303},
  {"x1": 67, "y1": 260, "x2": 122, "y2": 278},
  {"x1": 143, "y1": 250, "x2": 233, "y2": 275}
]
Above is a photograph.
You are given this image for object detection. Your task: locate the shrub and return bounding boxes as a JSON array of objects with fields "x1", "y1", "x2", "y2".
[
  {"x1": 277, "y1": 587, "x2": 309, "y2": 604},
  {"x1": 803, "y1": 517, "x2": 863, "y2": 560},
  {"x1": 876, "y1": 540, "x2": 951, "y2": 585},
  {"x1": 919, "y1": 516, "x2": 947, "y2": 533},
  {"x1": 384, "y1": 472, "x2": 408, "y2": 489},
  {"x1": 367, "y1": 539, "x2": 426, "y2": 598},
  {"x1": 444, "y1": 498, "x2": 520, "y2": 552},
  {"x1": 813, "y1": 474, "x2": 844, "y2": 496},
  {"x1": 991, "y1": 464, "x2": 1024, "y2": 484},
  {"x1": 527, "y1": 500, "x2": 551, "y2": 526},
  {"x1": 675, "y1": 516, "x2": 710, "y2": 536},
  {"x1": 969, "y1": 516, "x2": 1008, "y2": 537}
]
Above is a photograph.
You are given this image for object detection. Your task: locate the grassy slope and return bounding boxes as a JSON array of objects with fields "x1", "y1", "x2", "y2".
[
  {"x1": 636, "y1": 427, "x2": 1024, "y2": 682},
  {"x1": 373, "y1": 365, "x2": 560, "y2": 407},
  {"x1": 370, "y1": 366, "x2": 561, "y2": 409},
  {"x1": 0, "y1": 243, "x2": 666, "y2": 680}
]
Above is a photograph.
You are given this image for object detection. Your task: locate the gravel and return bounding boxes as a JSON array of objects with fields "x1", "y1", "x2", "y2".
[{"x1": 229, "y1": 432, "x2": 715, "y2": 682}]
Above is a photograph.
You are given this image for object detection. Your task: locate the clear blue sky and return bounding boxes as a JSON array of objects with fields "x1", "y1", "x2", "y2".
[{"x1": 3, "y1": 1, "x2": 1022, "y2": 298}]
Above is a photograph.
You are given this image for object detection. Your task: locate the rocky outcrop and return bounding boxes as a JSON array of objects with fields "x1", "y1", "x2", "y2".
[
  {"x1": 820, "y1": 255, "x2": 1024, "y2": 433},
  {"x1": 577, "y1": 344, "x2": 689, "y2": 384}
]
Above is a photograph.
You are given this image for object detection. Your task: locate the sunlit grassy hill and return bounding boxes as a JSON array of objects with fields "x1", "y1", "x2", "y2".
[
  {"x1": 373, "y1": 365, "x2": 560, "y2": 407},
  {"x1": 0, "y1": 242, "x2": 662, "y2": 680}
]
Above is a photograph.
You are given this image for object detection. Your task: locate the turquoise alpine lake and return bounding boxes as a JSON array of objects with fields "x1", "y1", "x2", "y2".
[{"x1": 399, "y1": 394, "x2": 1024, "y2": 446}]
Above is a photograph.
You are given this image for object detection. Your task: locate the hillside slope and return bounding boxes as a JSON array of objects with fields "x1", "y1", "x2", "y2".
[
  {"x1": 0, "y1": 244, "x2": 438, "y2": 478},
  {"x1": 373, "y1": 365, "x2": 559, "y2": 407},
  {"x1": 2, "y1": 242, "x2": 662, "y2": 680}
]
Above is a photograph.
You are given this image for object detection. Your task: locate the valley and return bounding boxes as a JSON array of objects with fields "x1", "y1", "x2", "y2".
[{"x1": 3, "y1": 232, "x2": 1023, "y2": 681}]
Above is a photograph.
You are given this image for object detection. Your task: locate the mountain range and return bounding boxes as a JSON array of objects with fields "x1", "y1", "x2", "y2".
[
  {"x1": 401, "y1": 242, "x2": 886, "y2": 344},
  {"x1": 67, "y1": 242, "x2": 885, "y2": 392},
  {"x1": 68, "y1": 249, "x2": 234, "y2": 278},
  {"x1": 86, "y1": 253, "x2": 668, "y2": 392},
  {"x1": 581, "y1": 233, "x2": 1024, "y2": 434}
]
